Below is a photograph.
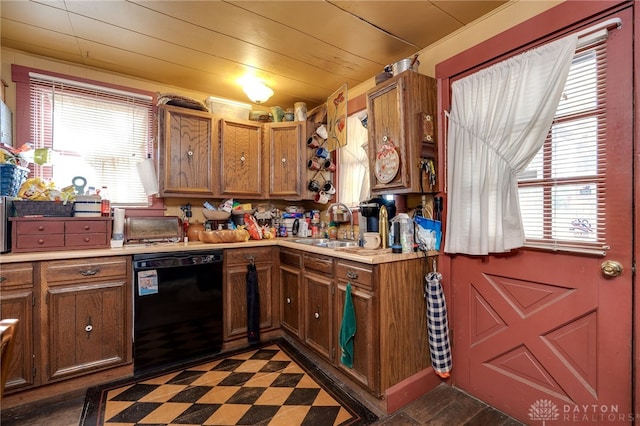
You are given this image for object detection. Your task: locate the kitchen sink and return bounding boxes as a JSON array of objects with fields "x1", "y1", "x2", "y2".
[{"x1": 290, "y1": 238, "x2": 359, "y2": 249}]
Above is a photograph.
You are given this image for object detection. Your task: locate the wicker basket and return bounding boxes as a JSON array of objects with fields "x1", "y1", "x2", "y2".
[
  {"x1": 202, "y1": 209, "x2": 231, "y2": 221},
  {"x1": 0, "y1": 164, "x2": 29, "y2": 197},
  {"x1": 13, "y1": 200, "x2": 75, "y2": 217}
]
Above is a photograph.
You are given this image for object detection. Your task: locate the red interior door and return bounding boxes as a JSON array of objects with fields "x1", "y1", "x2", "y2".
[{"x1": 449, "y1": 8, "x2": 633, "y2": 425}]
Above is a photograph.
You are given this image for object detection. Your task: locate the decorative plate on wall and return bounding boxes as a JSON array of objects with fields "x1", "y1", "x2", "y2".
[{"x1": 374, "y1": 136, "x2": 399, "y2": 184}]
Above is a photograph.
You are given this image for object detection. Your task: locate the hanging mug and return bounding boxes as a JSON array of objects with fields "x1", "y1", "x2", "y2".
[
  {"x1": 322, "y1": 180, "x2": 336, "y2": 195},
  {"x1": 316, "y1": 147, "x2": 329, "y2": 159},
  {"x1": 323, "y1": 158, "x2": 336, "y2": 172},
  {"x1": 307, "y1": 179, "x2": 321, "y2": 192},
  {"x1": 316, "y1": 124, "x2": 328, "y2": 139},
  {"x1": 307, "y1": 134, "x2": 323, "y2": 149},
  {"x1": 314, "y1": 191, "x2": 330, "y2": 204},
  {"x1": 307, "y1": 157, "x2": 322, "y2": 171}
]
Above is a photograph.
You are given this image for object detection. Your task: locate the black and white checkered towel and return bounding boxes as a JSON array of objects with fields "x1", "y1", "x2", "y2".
[{"x1": 425, "y1": 271, "x2": 452, "y2": 378}]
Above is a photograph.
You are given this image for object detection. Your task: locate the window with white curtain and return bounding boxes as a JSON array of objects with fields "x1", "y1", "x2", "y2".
[
  {"x1": 337, "y1": 113, "x2": 369, "y2": 206},
  {"x1": 27, "y1": 72, "x2": 154, "y2": 206},
  {"x1": 517, "y1": 40, "x2": 606, "y2": 251}
]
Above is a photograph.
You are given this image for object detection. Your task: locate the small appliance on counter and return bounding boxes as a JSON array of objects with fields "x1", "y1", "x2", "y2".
[
  {"x1": 359, "y1": 197, "x2": 396, "y2": 233},
  {"x1": 124, "y1": 216, "x2": 183, "y2": 244}
]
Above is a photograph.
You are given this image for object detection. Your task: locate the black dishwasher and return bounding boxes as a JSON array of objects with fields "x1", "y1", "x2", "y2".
[{"x1": 133, "y1": 250, "x2": 223, "y2": 375}]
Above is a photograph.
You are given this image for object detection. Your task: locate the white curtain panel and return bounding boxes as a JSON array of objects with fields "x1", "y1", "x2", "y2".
[
  {"x1": 445, "y1": 34, "x2": 578, "y2": 255},
  {"x1": 338, "y1": 114, "x2": 370, "y2": 206}
]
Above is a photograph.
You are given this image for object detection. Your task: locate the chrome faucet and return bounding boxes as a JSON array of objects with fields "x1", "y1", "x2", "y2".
[{"x1": 327, "y1": 203, "x2": 354, "y2": 240}]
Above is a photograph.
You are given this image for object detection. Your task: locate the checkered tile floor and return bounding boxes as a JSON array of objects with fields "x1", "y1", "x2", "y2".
[{"x1": 82, "y1": 340, "x2": 377, "y2": 425}]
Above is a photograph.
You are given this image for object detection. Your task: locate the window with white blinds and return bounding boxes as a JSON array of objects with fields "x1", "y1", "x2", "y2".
[
  {"x1": 517, "y1": 40, "x2": 607, "y2": 253},
  {"x1": 29, "y1": 74, "x2": 154, "y2": 206}
]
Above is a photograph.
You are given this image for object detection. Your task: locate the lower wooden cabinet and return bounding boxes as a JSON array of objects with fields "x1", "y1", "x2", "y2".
[
  {"x1": 0, "y1": 262, "x2": 37, "y2": 393},
  {"x1": 335, "y1": 261, "x2": 377, "y2": 392},
  {"x1": 302, "y1": 253, "x2": 335, "y2": 361},
  {"x1": 223, "y1": 247, "x2": 278, "y2": 342},
  {"x1": 279, "y1": 249, "x2": 303, "y2": 338},
  {"x1": 0, "y1": 256, "x2": 132, "y2": 401},
  {"x1": 279, "y1": 248, "x2": 432, "y2": 397},
  {"x1": 41, "y1": 256, "x2": 132, "y2": 382}
]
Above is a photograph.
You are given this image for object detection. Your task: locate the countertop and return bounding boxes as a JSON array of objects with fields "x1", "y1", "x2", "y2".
[{"x1": 0, "y1": 238, "x2": 437, "y2": 265}]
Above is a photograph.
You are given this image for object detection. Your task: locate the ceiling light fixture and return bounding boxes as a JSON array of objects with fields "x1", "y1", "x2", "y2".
[{"x1": 242, "y1": 80, "x2": 273, "y2": 104}]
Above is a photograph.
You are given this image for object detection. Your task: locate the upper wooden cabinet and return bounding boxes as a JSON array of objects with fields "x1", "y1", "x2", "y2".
[
  {"x1": 367, "y1": 71, "x2": 438, "y2": 194},
  {"x1": 219, "y1": 118, "x2": 263, "y2": 198},
  {"x1": 265, "y1": 121, "x2": 305, "y2": 199},
  {"x1": 158, "y1": 105, "x2": 217, "y2": 197}
]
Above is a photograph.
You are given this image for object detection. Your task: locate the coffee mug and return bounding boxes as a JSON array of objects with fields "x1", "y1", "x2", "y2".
[
  {"x1": 314, "y1": 190, "x2": 330, "y2": 204},
  {"x1": 307, "y1": 134, "x2": 323, "y2": 149},
  {"x1": 363, "y1": 232, "x2": 381, "y2": 250},
  {"x1": 316, "y1": 124, "x2": 328, "y2": 139},
  {"x1": 323, "y1": 158, "x2": 336, "y2": 172},
  {"x1": 316, "y1": 147, "x2": 329, "y2": 159},
  {"x1": 322, "y1": 180, "x2": 336, "y2": 195},
  {"x1": 307, "y1": 179, "x2": 321, "y2": 192},
  {"x1": 307, "y1": 157, "x2": 322, "y2": 170}
]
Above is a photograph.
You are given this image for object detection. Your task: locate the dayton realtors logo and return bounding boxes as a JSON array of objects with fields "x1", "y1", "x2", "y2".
[
  {"x1": 529, "y1": 399, "x2": 560, "y2": 425},
  {"x1": 529, "y1": 399, "x2": 632, "y2": 423}
]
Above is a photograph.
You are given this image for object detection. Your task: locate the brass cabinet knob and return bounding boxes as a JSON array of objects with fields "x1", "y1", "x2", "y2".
[{"x1": 601, "y1": 260, "x2": 623, "y2": 277}]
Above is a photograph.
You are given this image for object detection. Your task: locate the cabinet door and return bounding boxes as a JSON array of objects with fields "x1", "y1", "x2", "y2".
[
  {"x1": 42, "y1": 256, "x2": 131, "y2": 382},
  {"x1": 367, "y1": 72, "x2": 438, "y2": 194},
  {"x1": 266, "y1": 122, "x2": 304, "y2": 198},
  {"x1": 45, "y1": 280, "x2": 128, "y2": 382},
  {"x1": 159, "y1": 105, "x2": 217, "y2": 197},
  {"x1": 304, "y1": 273, "x2": 333, "y2": 361},
  {"x1": 224, "y1": 262, "x2": 274, "y2": 340},
  {"x1": 280, "y1": 265, "x2": 302, "y2": 338},
  {"x1": 0, "y1": 263, "x2": 36, "y2": 393},
  {"x1": 367, "y1": 78, "x2": 409, "y2": 193},
  {"x1": 335, "y1": 281, "x2": 377, "y2": 394},
  {"x1": 220, "y1": 118, "x2": 263, "y2": 197},
  {"x1": 223, "y1": 248, "x2": 275, "y2": 342}
]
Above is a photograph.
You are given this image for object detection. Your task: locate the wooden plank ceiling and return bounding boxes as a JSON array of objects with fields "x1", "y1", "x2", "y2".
[{"x1": 1, "y1": 0, "x2": 507, "y2": 109}]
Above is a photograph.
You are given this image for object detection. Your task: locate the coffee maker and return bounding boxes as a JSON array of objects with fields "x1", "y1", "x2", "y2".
[{"x1": 359, "y1": 197, "x2": 396, "y2": 233}]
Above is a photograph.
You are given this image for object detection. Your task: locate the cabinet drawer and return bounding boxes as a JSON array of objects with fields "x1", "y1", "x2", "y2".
[
  {"x1": 337, "y1": 261, "x2": 374, "y2": 290},
  {"x1": 65, "y1": 220, "x2": 107, "y2": 233},
  {"x1": 280, "y1": 249, "x2": 302, "y2": 268},
  {"x1": 43, "y1": 257, "x2": 128, "y2": 285},
  {"x1": 15, "y1": 234, "x2": 65, "y2": 250},
  {"x1": 65, "y1": 233, "x2": 109, "y2": 247},
  {"x1": 15, "y1": 220, "x2": 64, "y2": 235},
  {"x1": 303, "y1": 253, "x2": 334, "y2": 277},
  {"x1": 225, "y1": 247, "x2": 273, "y2": 265},
  {"x1": 0, "y1": 262, "x2": 34, "y2": 289}
]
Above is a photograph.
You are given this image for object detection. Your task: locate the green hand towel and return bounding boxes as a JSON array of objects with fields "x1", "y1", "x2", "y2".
[{"x1": 340, "y1": 282, "x2": 356, "y2": 368}]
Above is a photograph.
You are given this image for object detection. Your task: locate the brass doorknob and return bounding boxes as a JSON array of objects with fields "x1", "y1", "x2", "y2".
[{"x1": 601, "y1": 260, "x2": 623, "y2": 277}]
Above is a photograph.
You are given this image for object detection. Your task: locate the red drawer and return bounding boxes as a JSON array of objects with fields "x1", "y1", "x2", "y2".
[
  {"x1": 65, "y1": 233, "x2": 109, "y2": 247},
  {"x1": 15, "y1": 234, "x2": 65, "y2": 250},
  {"x1": 65, "y1": 220, "x2": 107, "y2": 234},
  {"x1": 15, "y1": 221, "x2": 65, "y2": 235}
]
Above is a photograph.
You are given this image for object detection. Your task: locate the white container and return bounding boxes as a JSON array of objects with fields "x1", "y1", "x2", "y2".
[
  {"x1": 74, "y1": 195, "x2": 102, "y2": 217},
  {"x1": 294, "y1": 102, "x2": 307, "y2": 121},
  {"x1": 204, "y1": 96, "x2": 252, "y2": 120}
]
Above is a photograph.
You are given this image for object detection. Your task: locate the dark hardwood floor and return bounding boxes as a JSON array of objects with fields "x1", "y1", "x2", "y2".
[{"x1": 1, "y1": 383, "x2": 524, "y2": 426}]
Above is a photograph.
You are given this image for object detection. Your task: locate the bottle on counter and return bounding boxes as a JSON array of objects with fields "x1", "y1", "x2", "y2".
[
  {"x1": 327, "y1": 221, "x2": 338, "y2": 239},
  {"x1": 99, "y1": 186, "x2": 111, "y2": 216}
]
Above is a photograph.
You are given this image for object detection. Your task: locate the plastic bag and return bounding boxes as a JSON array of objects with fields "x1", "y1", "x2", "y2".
[{"x1": 414, "y1": 215, "x2": 441, "y2": 251}]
